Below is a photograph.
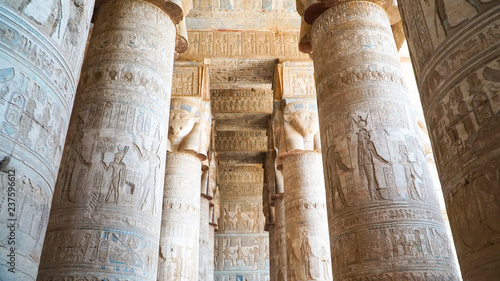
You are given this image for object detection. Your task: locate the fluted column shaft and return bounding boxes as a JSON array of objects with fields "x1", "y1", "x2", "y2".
[
  {"x1": 38, "y1": 0, "x2": 176, "y2": 279},
  {"x1": 158, "y1": 152, "x2": 201, "y2": 281},
  {"x1": 397, "y1": 1, "x2": 500, "y2": 279},
  {"x1": 0, "y1": 1, "x2": 94, "y2": 279},
  {"x1": 281, "y1": 152, "x2": 332, "y2": 281},
  {"x1": 310, "y1": 1, "x2": 460, "y2": 280}
]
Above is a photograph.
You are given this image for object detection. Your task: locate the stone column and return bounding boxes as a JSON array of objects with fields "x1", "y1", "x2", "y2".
[
  {"x1": 209, "y1": 185, "x2": 221, "y2": 281},
  {"x1": 158, "y1": 97, "x2": 209, "y2": 281},
  {"x1": 264, "y1": 151, "x2": 277, "y2": 281},
  {"x1": 307, "y1": 1, "x2": 460, "y2": 279},
  {"x1": 274, "y1": 193, "x2": 287, "y2": 281},
  {"x1": 397, "y1": 1, "x2": 500, "y2": 280},
  {"x1": 199, "y1": 154, "x2": 215, "y2": 281},
  {"x1": 159, "y1": 152, "x2": 201, "y2": 280},
  {"x1": 199, "y1": 169, "x2": 211, "y2": 281},
  {"x1": 37, "y1": 0, "x2": 180, "y2": 279},
  {"x1": 272, "y1": 102, "x2": 287, "y2": 281},
  {"x1": 204, "y1": 156, "x2": 217, "y2": 281},
  {"x1": 0, "y1": 1, "x2": 94, "y2": 279},
  {"x1": 278, "y1": 101, "x2": 332, "y2": 281}
]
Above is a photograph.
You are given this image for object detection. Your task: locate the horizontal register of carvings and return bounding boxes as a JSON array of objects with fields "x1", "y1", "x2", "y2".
[
  {"x1": 179, "y1": 31, "x2": 309, "y2": 60},
  {"x1": 211, "y1": 89, "x2": 273, "y2": 113}
]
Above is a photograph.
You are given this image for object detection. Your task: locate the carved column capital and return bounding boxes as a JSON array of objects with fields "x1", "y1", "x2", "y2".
[
  {"x1": 175, "y1": 18, "x2": 189, "y2": 54},
  {"x1": 278, "y1": 101, "x2": 321, "y2": 158},
  {"x1": 168, "y1": 98, "x2": 211, "y2": 160},
  {"x1": 296, "y1": 0, "x2": 397, "y2": 25},
  {"x1": 95, "y1": 0, "x2": 192, "y2": 24}
]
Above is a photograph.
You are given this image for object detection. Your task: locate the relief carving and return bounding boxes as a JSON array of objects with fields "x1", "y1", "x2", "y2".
[
  {"x1": 281, "y1": 101, "x2": 321, "y2": 155},
  {"x1": 310, "y1": 2, "x2": 459, "y2": 279},
  {"x1": 168, "y1": 98, "x2": 210, "y2": 160}
]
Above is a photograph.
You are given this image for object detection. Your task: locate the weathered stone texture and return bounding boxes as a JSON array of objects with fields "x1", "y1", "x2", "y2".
[
  {"x1": 158, "y1": 152, "x2": 201, "y2": 281},
  {"x1": 37, "y1": 0, "x2": 176, "y2": 280},
  {"x1": 310, "y1": 1, "x2": 460, "y2": 280},
  {"x1": 281, "y1": 152, "x2": 332, "y2": 281},
  {"x1": 273, "y1": 196, "x2": 287, "y2": 281},
  {"x1": 0, "y1": 0, "x2": 94, "y2": 279},
  {"x1": 199, "y1": 172, "x2": 211, "y2": 280},
  {"x1": 398, "y1": 1, "x2": 500, "y2": 280},
  {"x1": 215, "y1": 165, "x2": 269, "y2": 281}
]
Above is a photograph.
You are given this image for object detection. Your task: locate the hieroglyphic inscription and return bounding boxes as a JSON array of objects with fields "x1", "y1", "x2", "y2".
[
  {"x1": 215, "y1": 131, "x2": 268, "y2": 151},
  {"x1": 158, "y1": 152, "x2": 202, "y2": 281},
  {"x1": 399, "y1": 1, "x2": 500, "y2": 278},
  {"x1": 180, "y1": 30, "x2": 308, "y2": 60},
  {"x1": 281, "y1": 61, "x2": 316, "y2": 97},
  {"x1": 281, "y1": 153, "x2": 332, "y2": 281},
  {"x1": 211, "y1": 89, "x2": 273, "y2": 113},
  {"x1": 0, "y1": 2, "x2": 94, "y2": 279},
  {"x1": 172, "y1": 62, "x2": 201, "y2": 97},
  {"x1": 209, "y1": 59, "x2": 275, "y2": 89},
  {"x1": 215, "y1": 163, "x2": 269, "y2": 280},
  {"x1": 38, "y1": 1, "x2": 176, "y2": 280},
  {"x1": 310, "y1": 2, "x2": 459, "y2": 279}
]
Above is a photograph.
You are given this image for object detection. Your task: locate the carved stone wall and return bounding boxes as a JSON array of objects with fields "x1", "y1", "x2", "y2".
[
  {"x1": 280, "y1": 62, "x2": 316, "y2": 98},
  {"x1": 215, "y1": 165, "x2": 269, "y2": 281},
  {"x1": 180, "y1": 31, "x2": 309, "y2": 60},
  {"x1": 38, "y1": 0, "x2": 176, "y2": 280},
  {"x1": 209, "y1": 59, "x2": 275, "y2": 90},
  {"x1": 398, "y1": 1, "x2": 500, "y2": 280},
  {"x1": 310, "y1": 2, "x2": 460, "y2": 280},
  {"x1": 211, "y1": 89, "x2": 273, "y2": 114},
  {"x1": 0, "y1": 1, "x2": 94, "y2": 279}
]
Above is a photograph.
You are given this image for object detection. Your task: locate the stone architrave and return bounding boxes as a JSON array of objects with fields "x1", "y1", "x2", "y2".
[
  {"x1": 278, "y1": 101, "x2": 332, "y2": 281},
  {"x1": 158, "y1": 98, "x2": 209, "y2": 281},
  {"x1": 397, "y1": 1, "x2": 500, "y2": 280},
  {"x1": 0, "y1": 1, "x2": 94, "y2": 279},
  {"x1": 309, "y1": 1, "x2": 460, "y2": 279},
  {"x1": 37, "y1": 0, "x2": 177, "y2": 280}
]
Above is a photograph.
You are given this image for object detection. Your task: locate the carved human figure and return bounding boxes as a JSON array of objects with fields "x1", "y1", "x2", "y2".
[
  {"x1": 59, "y1": 117, "x2": 91, "y2": 202},
  {"x1": 424, "y1": 0, "x2": 481, "y2": 36},
  {"x1": 326, "y1": 144, "x2": 352, "y2": 209},
  {"x1": 134, "y1": 139, "x2": 161, "y2": 213},
  {"x1": 454, "y1": 86, "x2": 476, "y2": 138},
  {"x1": 355, "y1": 116, "x2": 390, "y2": 200},
  {"x1": 468, "y1": 73, "x2": 492, "y2": 126},
  {"x1": 399, "y1": 146, "x2": 423, "y2": 200},
  {"x1": 101, "y1": 146, "x2": 128, "y2": 204},
  {"x1": 300, "y1": 231, "x2": 318, "y2": 279}
]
